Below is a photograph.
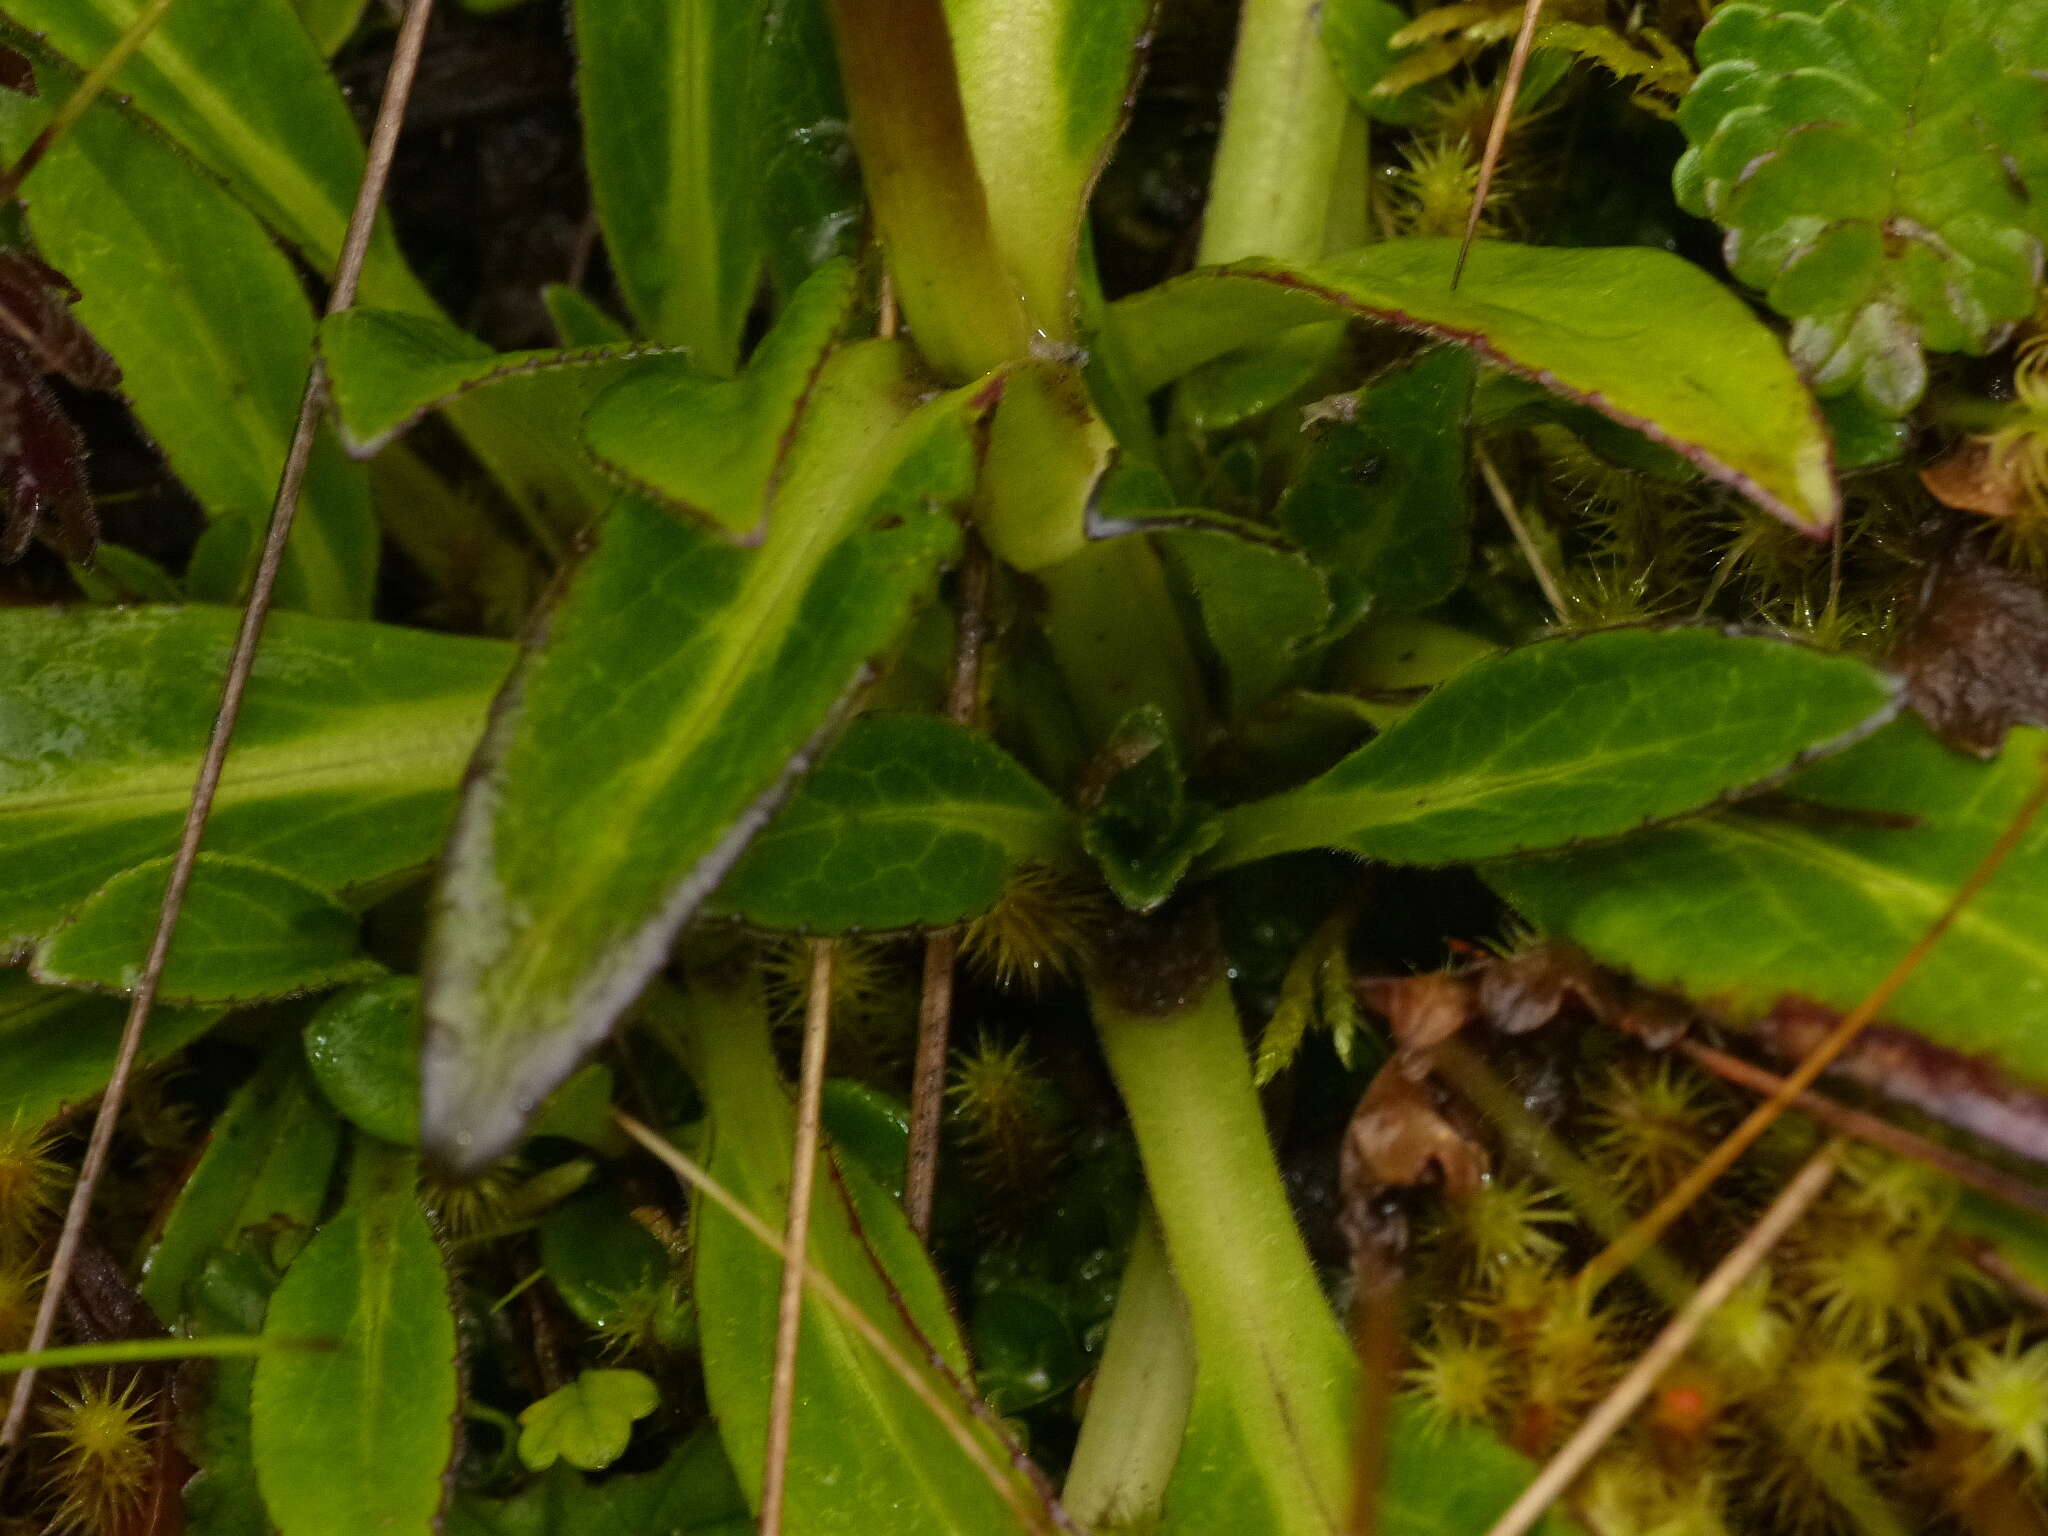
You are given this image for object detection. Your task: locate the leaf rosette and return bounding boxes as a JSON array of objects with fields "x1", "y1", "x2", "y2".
[{"x1": 1675, "y1": 0, "x2": 2048, "y2": 414}]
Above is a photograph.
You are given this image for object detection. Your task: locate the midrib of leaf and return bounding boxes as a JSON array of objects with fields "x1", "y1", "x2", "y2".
[
  {"x1": 352, "y1": 1203, "x2": 397, "y2": 1505},
  {"x1": 0, "y1": 704, "x2": 480, "y2": 818},
  {"x1": 668, "y1": 3, "x2": 726, "y2": 361},
  {"x1": 490, "y1": 359, "x2": 913, "y2": 1010},
  {"x1": 74, "y1": 0, "x2": 351, "y2": 264},
  {"x1": 778, "y1": 798, "x2": 1066, "y2": 852}
]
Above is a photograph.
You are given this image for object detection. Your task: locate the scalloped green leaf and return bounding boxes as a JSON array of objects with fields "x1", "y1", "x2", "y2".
[
  {"x1": 1084, "y1": 706, "x2": 1222, "y2": 911},
  {"x1": 448, "y1": 1429, "x2": 749, "y2": 1536},
  {"x1": 1209, "y1": 628, "x2": 1902, "y2": 870},
  {"x1": 422, "y1": 338, "x2": 983, "y2": 1172},
  {"x1": 1108, "y1": 238, "x2": 1838, "y2": 532},
  {"x1": 1675, "y1": 0, "x2": 2048, "y2": 414},
  {"x1": 319, "y1": 308, "x2": 673, "y2": 462},
  {"x1": 253, "y1": 1142, "x2": 457, "y2": 1536},
  {"x1": 34, "y1": 855, "x2": 381, "y2": 1005},
  {"x1": 1490, "y1": 719, "x2": 2048, "y2": 1084},
  {"x1": 519, "y1": 1369, "x2": 660, "y2": 1474},
  {"x1": 713, "y1": 714, "x2": 1071, "y2": 932},
  {"x1": 140, "y1": 1045, "x2": 342, "y2": 1324},
  {"x1": 944, "y1": 0, "x2": 1150, "y2": 337},
  {"x1": 0, "y1": 972, "x2": 218, "y2": 1131},
  {"x1": 0, "y1": 83, "x2": 373, "y2": 617},
  {"x1": 0, "y1": 604, "x2": 509, "y2": 953},
  {"x1": 580, "y1": 261, "x2": 857, "y2": 540}
]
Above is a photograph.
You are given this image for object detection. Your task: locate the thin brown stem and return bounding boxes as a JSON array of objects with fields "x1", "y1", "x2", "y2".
[
  {"x1": 904, "y1": 539, "x2": 989, "y2": 1238},
  {"x1": 0, "y1": 0, "x2": 181, "y2": 204},
  {"x1": 1483, "y1": 1143, "x2": 1842, "y2": 1536},
  {"x1": 760, "y1": 939, "x2": 835, "y2": 1536},
  {"x1": 1475, "y1": 442, "x2": 1568, "y2": 621},
  {"x1": 1452, "y1": 0, "x2": 1543, "y2": 288},
  {"x1": 1675, "y1": 1037, "x2": 2048, "y2": 1221},
  {"x1": 0, "y1": 0, "x2": 440, "y2": 1461},
  {"x1": 615, "y1": 1110, "x2": 1057, "y2": 1535},
  {"x1": 1577, "y1": 751, "x2": 2048, "y2": 1299}
]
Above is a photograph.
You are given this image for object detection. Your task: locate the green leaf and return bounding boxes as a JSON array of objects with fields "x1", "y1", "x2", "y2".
[
  {"x1": 1322, "y1": 0, "x2": 1426, "y2": 125},
  {"x1": 0, "y1": 0, "x2": 410, "y2": 300},
  {"x1": 422, "y1": 339, "x2": 981, "y2": 1171},
  {"x1": 0, "y1": 603, "x2": 509, "y2": 951},
  {"x1": 0, "y1": 972, "x2": 217, "y2": 1131},
  {"x1": 294, "y1": 0, "x2": 367, "y2": 54},
  {"x1": 943, "y1": 0, "x2": 1150, "y2": 337},
  {"x1": 675, "y1": 978, "x2": 1042, "y2": 1533},
  {"x1": 1676, "y1": 0, "x2": 2048, "y2": 413},
  {"x1": 1154, "y1": 526, "x2": 1331, "y2": 718},
  {"x1": 303, "y1": 979, "x2": 422, "y2": 1145},
  {"x1": 1176, "y1": 322, "x2": 1347, "y2": 433},
  {"x1": 1279, "y1": 345, "x2": 1476, "y2": 623},
  {"x1": 448, "y1": 1430, "x2": 749, "y2": 1536},
  {"x1": 253, "y1": 1141, "x2": 457, "y2": 1536},
  {"x1": 319, "y1": 308, "x2": 675, "y2": 462},
  {"x1": 519, "y1": 1369, "x2": 660, "y2": 1473},
  {"x1": 1489, "y1": 719, "x2": 2048, "y2": 1084},
  {"x1": 572, "y1": 0, "x2": 767, "y2": 366},
  {"x1": 141, "y1": 1046, "x2": 342, "y2": 1323},
  {"x1": 971, "y1": 1285, "x2": 1086, "y2": 1414},
  {"x1": 1210, "y1": 628, "x2": 1903, "y2": 870},
  {"x1": 1082, "y1": 706, "x2": 1222, "y2": 912},
  {"x1": 1108, "y1": 239, "x2": 1839, "y2": 532},
  {"x1": 713, "y1": 715, "x2": 1072, "y2": 932},
  {"x1": 0, "y1": 84, "x2": 374, "y2": 617},
  {"x1": 35, "y1": 856, "x2": 380, "y2": 1004},
  {"x1": 750, "y1": 0, "x2": 865, "y2": 302},
  {"x1": 539, "y1": 1189, "x2": 675, "y2": 1337},
  {"x1": 976, "y1": 358, "x2": 1115, "y2": 571},
  {"x1": 579, "y1": 261, "x2": 857, "y2": 540}
]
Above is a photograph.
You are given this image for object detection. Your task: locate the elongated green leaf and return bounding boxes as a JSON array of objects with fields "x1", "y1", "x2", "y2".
[
  {"x1": 34, "y1": 855, "x2": 381, "y2": 1003},
  {"x1": 1211, "y1": 628, "x2": 1902, "y2": 870},
  {"x1": 423, "y1": 339, "x2": 980, "y2": 1170},
  {"x1": 294, "y1": 0, "x2": 367, "y2": 55},
  {"x1": 1087, "y1": 938, "x2": 1549, "y2": 1535},
  {"x1": 751, "y1": 0, "x2": 864, "y2": 302},
  {"x1": 943, "y1": 0, "x2": 1149, "y2": 337},
  {"x1": 573, "y1": 0, "x2": 767, "y2": 366},
  {"x1": 1491, "y1": 720, "x2": 2048, "y2": 1083},
  {"x1": 580, "y1": 261, "x2": 857, "y2": 540},
  {"x1": 0, "y1": 972, "x2": 216, "y2": 1130},
  {"x1": 1279, "y1": 344, "x2": 1475, "y2": 621},
  {"x1": 1108, "y1": 239, "x2": 1838, "y2": 532},
  {"x1": 0, "y1": 86, "x2": 373, "y2": 616},
  {"x1": 253, "y1": 1141, "x2": 457, "y2": 1536},
  {"x1": 714, "y1": 714, "x2": 1071, "y2": 931},
  {"x1": 0, "y1": 0, "x2": 410, "y2": 301},
  {"x1": 677, "y1": 978, "x2": 1040, "y2": 1533},
  {"x1": 319, "y1": 308, "x2": 676, "y2": 461},
  {"x1": 0, "y1": 604, "x2": 509, "y2": 951},
  {"x1": 141, "y1": 1046, "x2": 342, "y2": 1323}
]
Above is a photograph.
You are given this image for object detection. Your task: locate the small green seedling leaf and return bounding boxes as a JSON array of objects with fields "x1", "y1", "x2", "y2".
[
  {"x1": 714, "y1": 715, "x2": 1073, "y2": 932},
  {"x1": 539, "y1": 1189, "x2": 679, "y2": 1341},
  {"x1": 1280, "y1": 345, "x2": 1476, "y2": 623},
  {"x1": 253, "y1": 1142, "x2": 457, "y2": 1536},
  {"x1": 1211, "y1": 628, "x2": 1902, "y2": 870},
  {"x1": 303, "y1": 978, "x2": 422, "y2": 1145},
  {"x1": 0, "y1": 603, "x2": 509, "y2": 952},
  {"x1": 1154, "y1": 526, "x2": 1332, "y2": 719},
  {"x1": 0, "y1": 972, "x2": 217, "y2": 1131},
  {"x1": 519, "y1": 1369, "x2": 660, "y2": 1473},
  {"x1": 1110, "y1": 239, "x2": 1839, "y2": 532},
  {"x1": 424, "y1": 338, "x2": 983, "y2": 1171},
  {"x1": 34, "y1": 856, "x2": 381, "y2": 1005},
  {"x1": 1082, "y1": 706, "x2": 1223, "y2": 912},
  {"x1": 580, "y1": 260, "x2": 857, "y2": 540},
  {"x1": 141, "y1": 1046, "x2": 342, "y2": 1324},
  {"x1": 1492, "y1": 719, "x2": 2048, "y2": 1085},
  {"x1": 0, "y1": 80, "x2": 374, "y2": 616}
]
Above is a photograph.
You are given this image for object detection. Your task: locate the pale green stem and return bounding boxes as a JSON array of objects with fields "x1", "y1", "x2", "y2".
[{"x1": 1199, "y1": 0, "x2": 1356, "y2": 265}]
